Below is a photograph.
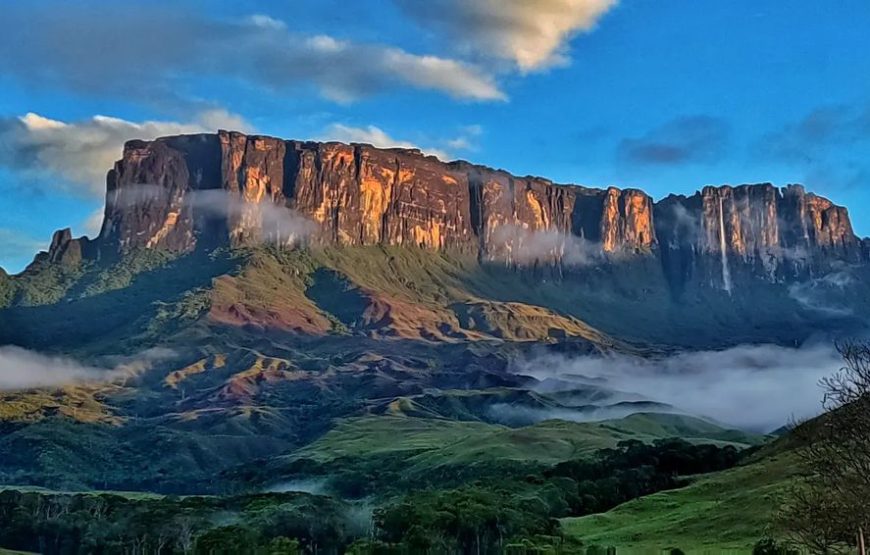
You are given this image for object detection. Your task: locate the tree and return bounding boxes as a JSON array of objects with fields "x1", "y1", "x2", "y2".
[
  {"x1": 265, "y1": 536, "x2": 300, "y2": 555},
  {"x1": 779, "y1": 341, "x2": 870, "y2": 553},
  {"x1": 194, "y1": 525, "x2": 258, "y2": 555}
]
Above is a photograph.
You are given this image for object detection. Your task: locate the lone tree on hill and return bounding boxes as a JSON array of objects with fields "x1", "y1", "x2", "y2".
[{"x1": 779, "y1": 341, "x2": 870, "y2": 553}]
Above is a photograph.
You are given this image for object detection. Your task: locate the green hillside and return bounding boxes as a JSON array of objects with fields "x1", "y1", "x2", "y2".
[
  {"x1": 0, "y1": 244, "x2": 841, "y2": 354},
  {"x1": 295, "y1": 412, "x2": 764, "y2": 467},
  {"x1": 561, "y1": 451, "x2": 803, "y2": 552}
]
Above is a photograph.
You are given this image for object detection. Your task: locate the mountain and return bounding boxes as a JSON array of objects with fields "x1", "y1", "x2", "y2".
[
  {"x1": 0, "y1": 131, "x2": 863, "y2": 551},
  {"x1": 54, "y1": 131, "x2": 868, "y2": 283},
  {"x1": 3, "y1": 131, "x2": 868, "y2": 350}
]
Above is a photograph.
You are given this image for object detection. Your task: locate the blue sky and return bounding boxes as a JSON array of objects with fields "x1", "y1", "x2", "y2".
[{"x1": 1, "y1": 0, "x2": 869, "y2": 273}]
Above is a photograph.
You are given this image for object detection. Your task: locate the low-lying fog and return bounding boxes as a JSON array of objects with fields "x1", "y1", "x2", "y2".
[
  {"x1": 0, "y1": 341, "x2": 849, "y2": 434},
  {"x1": 511, "y1": 342, "x2": 846, "y2": 433},
  {"x1": 0, "y1": 345, "x2": 175, "y2": 390}
]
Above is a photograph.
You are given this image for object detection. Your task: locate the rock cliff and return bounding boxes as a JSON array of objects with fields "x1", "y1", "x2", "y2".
[
  {"x1": 95, "y1": 131, "x2": 659, "y2": 258},
  {"x1": 71, "y1": 130, "x2": 865, "y2": 293},
  {"x1": 655, "y1": 184, "x2": 864, "y2": 292}
]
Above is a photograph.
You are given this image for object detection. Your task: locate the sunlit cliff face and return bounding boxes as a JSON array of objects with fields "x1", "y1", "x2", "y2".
[{"x1": 45, "y1": 130, "x2": 865, "y2": 296}]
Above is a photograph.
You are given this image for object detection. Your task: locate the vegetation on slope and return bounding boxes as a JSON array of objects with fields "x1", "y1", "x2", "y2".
[
  {"x1": 247, "y1": 413, "x2": 763, "y2": 499},
  {"x1": 561, "y1": 451, "x2": 802, "y2": 552}
]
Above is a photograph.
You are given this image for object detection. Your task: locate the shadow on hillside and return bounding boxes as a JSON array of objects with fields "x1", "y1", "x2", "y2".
[{"x1": 0, "y1": 250, "x2": 238, "y2": 353}]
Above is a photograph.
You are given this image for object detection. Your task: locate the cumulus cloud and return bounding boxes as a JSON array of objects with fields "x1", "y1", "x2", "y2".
[
  {"x1": 617, "y1": 116, "x2": 730, "y2": 166},
  {"x1": 491, "y1": 224, "x2": 603, "y2": 266},
  {"x1": 0, "y1": 110, "x2": 251, "y2": 197},
  {"x1": 394, "y1": 0, "x2": 617, "y2": 71},
  {"x1": 0, "y1": 4, "x2": 503, "y2": 106},
  {"x1": 510, "y1": 342, "x2": 845, "y2": 432}
]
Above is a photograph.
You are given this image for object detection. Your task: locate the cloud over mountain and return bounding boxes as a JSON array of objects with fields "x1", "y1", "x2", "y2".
[
  {"x1": 0, "y1": 110, "x2": 251, "y2": 197},
  {"x1": 511, "y1": 343, "x2": 841, "y2": 432}
]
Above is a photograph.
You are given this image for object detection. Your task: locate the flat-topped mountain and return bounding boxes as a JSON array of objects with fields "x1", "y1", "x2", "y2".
[
  {"x1": 0, "y1": 131, "x2": 864, "y2": 543},
  {"x1": 42, "y1": 131, "x2": 867, "y2": 297},
  {"x1": 3, "y1": 130, "x2": 868, "y2": 352}
]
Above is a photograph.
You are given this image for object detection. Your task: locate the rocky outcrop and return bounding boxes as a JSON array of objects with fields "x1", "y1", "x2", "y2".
[
  {"x1": 48, "y1": 228, "x2": 89, "y2": 266},
  {"x1": 24, "y1": 228, "x2": 92, "y2": 271},
  {"x1": 75, "y1": 130, "x2": 865, "y2": 293}
]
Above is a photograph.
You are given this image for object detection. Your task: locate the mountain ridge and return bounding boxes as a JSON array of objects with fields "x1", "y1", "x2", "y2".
[
  {"x1": 3, "y1": 130, "x2": 869, "y2": 352},
  {"x1": 19, "y1": 130, "x2": 867, "y2": 296}
]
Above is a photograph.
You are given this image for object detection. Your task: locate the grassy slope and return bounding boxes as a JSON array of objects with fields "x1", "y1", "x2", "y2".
[
  {"x1": 293, "y1": 413, "x2": 764, "y2": 468},
  {"x1": 2, "y1": 244, "x2": 842, "y2": 355},
  {"x1": 560, "y1": 451, "x2": 802, "y2": 553}
]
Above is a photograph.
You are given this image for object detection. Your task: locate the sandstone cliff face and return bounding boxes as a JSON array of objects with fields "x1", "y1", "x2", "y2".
[
  {"x1": 86, "y1": 131, "x2": 865, "y2": 292},
  {"x1": 655, "y1": 183, "x2": 864, "y2": 292},
  {"x1": 290, "y1": 140, "x2": 476, "y2": 249},
  {"x1": 100, "y1": 136, "x2": 217, "y2": 254},
  {"x1": 95, "y1": 131, "x2": 656, "y2": 260}
]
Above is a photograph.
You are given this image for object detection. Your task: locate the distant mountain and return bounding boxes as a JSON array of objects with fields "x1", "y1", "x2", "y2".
[
  {"x1": 36, "y1": 130, "x2": 870, "y2": 284},
  {"x1": 2, "y1": 130, "x2": 868, "y2": 349},
  {"x1": 0, "y1": 130, "x2": 865, "y2": 493}
]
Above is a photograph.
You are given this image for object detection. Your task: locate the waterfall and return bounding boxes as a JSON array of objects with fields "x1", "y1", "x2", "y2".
[{"x1": 718, "y1": 195, "x2": 733, "y2": 294}]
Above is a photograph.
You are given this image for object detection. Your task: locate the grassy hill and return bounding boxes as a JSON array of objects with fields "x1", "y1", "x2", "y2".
[
  {"x1": 1, "y1": 244, "x2": 849, "y2": 355},
  {"x1": 0, "y1": 243, "x2": 829, "y2": 552},
  {"x1": 561, "y1": 451, "x2": 803, "y2": 552},
  {"x1": 287, "y1": 412, "x2": 764, "y2": 469}
]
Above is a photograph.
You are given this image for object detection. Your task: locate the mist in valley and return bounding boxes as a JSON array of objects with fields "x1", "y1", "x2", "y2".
[
  {"x1": 0, "y1": 345, "x2": 176, "y2": 391},
  {"x1": 510, "y1": 342, "x2": 846, "y2": 432},
  {"x1": 0, "y1": 345, "x2": 114, "y2": 390}
]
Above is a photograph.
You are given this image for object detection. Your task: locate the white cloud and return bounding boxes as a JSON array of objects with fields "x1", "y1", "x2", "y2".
[
  {"x1": 0, "y1": 110, "x2": 252, "y2": 197},
  {"x1": 189, "y1": 190, "x2": 318, "y2": 246},
  {"x1": 108, "y1": 186, "x2": 318, "y2": 247},
  {"x1": 0, "y1": 346, "x2": 177, "y2": 391},
  {"x1": 0, "y1": 345, "x2": 108, "y2": 390},
  {"x1": 511, "y1": 342, "x2": 842, "y2": 432},
  {"x1": 788, "y1": 269, "x2": 858, "y2": 317},
  {"x1": 248, "y1": 14, "x2": 286, "y2": 31},
  {"x1": 446, "y1": 125, "x2": 483, "y2": 151},
  {"x1": 491, "y1": 224, "x2": 603, "y2": 266},
  {"x1": 395, "y1": 0, "x2": 617, "y2": 71},
  {"x1": 0, "y1": 5, "x2": 505, "y2": 106},
  {"x1": 379, "y1": 49, "x2": 505, "y2": 100},
  {"x1": 320, "y1": 124, "x2": 452, "y2": 160}
]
